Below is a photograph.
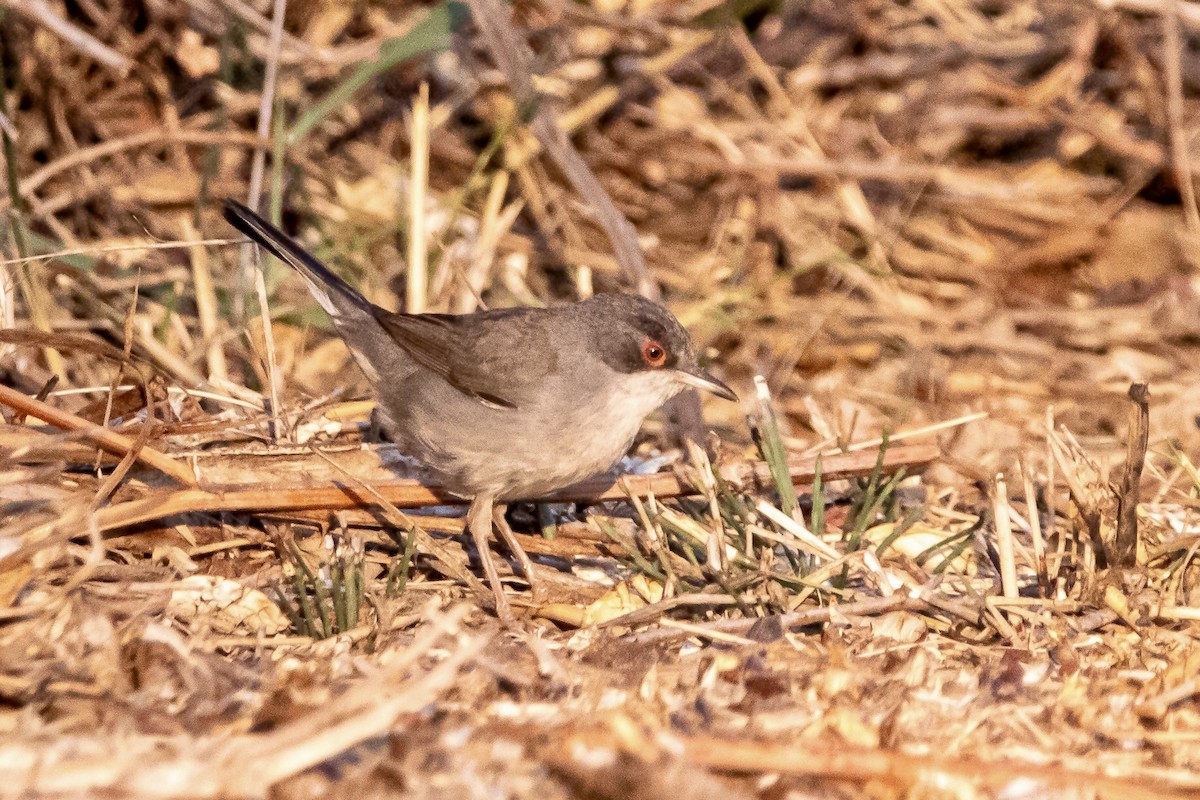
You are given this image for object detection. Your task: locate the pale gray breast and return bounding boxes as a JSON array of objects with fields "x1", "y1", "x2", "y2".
[{"x1": 376, "y1": 337, "x2": 623, "y2": 498}]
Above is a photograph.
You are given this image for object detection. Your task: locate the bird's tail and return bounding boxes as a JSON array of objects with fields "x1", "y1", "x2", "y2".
[{"x1": 222, "y1": 199, "x2": 376, "y2": 320}]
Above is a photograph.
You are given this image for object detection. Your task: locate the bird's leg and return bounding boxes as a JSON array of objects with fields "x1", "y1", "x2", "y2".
[
  {"x1": 491, "y1": 504, "x2": 539, "y2": 600},
  {"x1": 467, "y1": 492, "x2": 513, "y2": 624}
]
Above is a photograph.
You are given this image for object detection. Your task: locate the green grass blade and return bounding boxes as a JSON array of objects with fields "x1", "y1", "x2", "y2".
[
  {"x1": 847, "y1": 429, "x2": 892, "y2": 547},
  {"x1": 753, "y1": 376, "x2": 798, "y2": 517},
  {"x1": 287, "y1": 2, "x2": 466, "y2": 145},
  {"x1": 387, "y1": 523, "x2": 420, "y2": 597},
  {"x1": 346, "y1": 555, "x2": 362, "y2": 629},
  {"x1": 332, "y1": 560, "x2": 348, "y2": 633},
  {"x1": 811, "y1": 453, "x2": 825, "y2": 538},
  {"x1": 291, "y1": 568, "x2": 320, "y2": 637}
]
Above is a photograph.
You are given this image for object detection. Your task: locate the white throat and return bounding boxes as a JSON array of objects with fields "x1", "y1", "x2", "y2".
[
  {"x1": 601, "y1": 370, "x2": 686, "y2": 424},
  {"x1": 565, "y1": 369, "x2": 684, "y2": 474}
]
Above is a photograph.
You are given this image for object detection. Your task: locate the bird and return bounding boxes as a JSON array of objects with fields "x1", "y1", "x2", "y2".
[{"x1": 222, "y1": 199, "x2": 738, "y2": 622}]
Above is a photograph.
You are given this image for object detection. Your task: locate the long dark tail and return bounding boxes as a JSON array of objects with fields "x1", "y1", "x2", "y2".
[{"x1": 222, "y1": 200, "x2": 375, "y2": 318}]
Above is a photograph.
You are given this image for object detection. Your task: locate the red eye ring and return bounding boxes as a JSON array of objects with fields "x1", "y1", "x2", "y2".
[{"x1": 642, "y1": 339, "x2": 667, "y2": 367}]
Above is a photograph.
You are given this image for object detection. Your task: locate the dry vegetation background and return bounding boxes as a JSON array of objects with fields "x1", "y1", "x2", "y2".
[{"x1": 4, "y1": 0, "x2": 1200, "y2": 797}]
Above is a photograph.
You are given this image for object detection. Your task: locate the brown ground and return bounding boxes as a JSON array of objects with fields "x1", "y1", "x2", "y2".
[{"x1": 3, "y1": 0, "x2": 1200, "y2": 797}]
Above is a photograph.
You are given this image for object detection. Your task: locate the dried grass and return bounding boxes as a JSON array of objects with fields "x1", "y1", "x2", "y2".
[{"x1": 3, "y1": 0, "x2": 1200, "y2": 797}]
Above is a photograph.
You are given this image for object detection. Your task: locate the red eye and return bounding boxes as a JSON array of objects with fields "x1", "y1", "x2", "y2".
[{"x1": 642, "y1": 339, "x2": 667, "y2": 367}]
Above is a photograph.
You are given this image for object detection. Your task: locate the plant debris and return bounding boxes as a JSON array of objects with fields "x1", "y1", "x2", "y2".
[{"x1": 3, "y1": 0, "x2": 1200, "y2": 797}]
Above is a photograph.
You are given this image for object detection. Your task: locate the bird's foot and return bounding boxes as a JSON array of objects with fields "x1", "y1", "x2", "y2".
[{"x1": 492, "y1": 505, "x2": 544, "y2": 604}]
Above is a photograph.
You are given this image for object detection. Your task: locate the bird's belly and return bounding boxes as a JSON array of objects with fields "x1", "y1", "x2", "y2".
[
  {"x1": 381, "y1": 385, "x2": 643, "y2": 500},
  {"x1": 419, "y1": 416, "x2": 637, "y2": 500}
]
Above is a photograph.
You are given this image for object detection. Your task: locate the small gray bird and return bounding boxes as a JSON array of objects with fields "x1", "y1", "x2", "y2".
[{"x1": 223, "y1": 200, "x2": 737, "y2": 621}]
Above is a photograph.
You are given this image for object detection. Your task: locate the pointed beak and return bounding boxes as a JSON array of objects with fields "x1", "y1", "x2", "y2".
[{"x1": 674, "y1": 368, "x2": 738, "y2": 402}]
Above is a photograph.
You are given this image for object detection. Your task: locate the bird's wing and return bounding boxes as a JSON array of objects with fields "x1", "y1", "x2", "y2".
[{"x1": 375, "y1": 308, "x2": 554, "y2": 409}]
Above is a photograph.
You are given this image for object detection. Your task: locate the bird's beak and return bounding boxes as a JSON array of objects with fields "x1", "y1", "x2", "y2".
[{"x1": 674, "y1": 368, "x2": 738, "y2": 402}]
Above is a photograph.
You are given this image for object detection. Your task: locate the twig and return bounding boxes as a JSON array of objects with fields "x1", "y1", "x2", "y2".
[
  {"x1": 671, "y1": 733, "x2": 1199, "y2": 798},
  {"x1": 1020, "y1": 458, "x2": 1047, "y2": 593},
  {"x1": 238, "y1": 0, "x2": 287, "y2": 439},
  {"x1": 182, "y1": 218, "x2": 229, "y2": 383},
  {"x1": 725, "y1": 155, "x2": 1121, "y2": 198},
  {"x1": 1045, "y1": 407, "x2": 1063, "y2": 592},
  {"x1": 1135, "y1": 678, "x2": 1200, "y2": 721},
  {"x1": 834, "y1": 411, "x2": 986, "y2": 454},
  {"x1": 993, "y1": 473, "x2": 1018, "y2": 599},
  {"x1": 755, "y1": 500, "x2": 839, "y2": 560},
  {"x1": 1047, "y1": 420, "x2": 1107, "y2": 568},
  {"x1": 0, "y1": 236, "x2": 244, "y2": 267},
  {"x1": 1115, "y1": 383, "x2": 1150, "y2": 567},
  {"x1": 622, "y1": 594, "x2": 914, "y2": 645},
  {"x1": 0, "y1": 383, "x2": 196, "y2": 486},
  {"x1": 1101, "y1": 0, "x2": 1200, "y2": 32},
  {"x1": 0, "y1": 0, "x2": 132, "y2": 75},
  {"x1": 407, "y1": 83, "x2": 430, "y2": 313},
  {"x1": 655, "y1": 618, "x2": 758, "y2": 645},
  {"x1": 5, "y1": 445, "x2": 940, "y2": 559},
  {"x1": 8, "y1": 129, "x2": 259, "y2": 210},
  {"x1": 597, "y1": 592, "x2": 737, "y2": 629},
  {"x1": 203, "y1": 0, "x2": 335, "y2": 63},
  {"x1": 464, "y1": 0, "x2": 654, "y2": 298},
  {"x1": 1162, "y1": 0, "x2": 1200, "y2": 230}
]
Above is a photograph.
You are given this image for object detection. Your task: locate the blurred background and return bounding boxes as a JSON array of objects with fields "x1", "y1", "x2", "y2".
[{"x1": 5, "y1": 1, "x2": 1200, "y2": 795}]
